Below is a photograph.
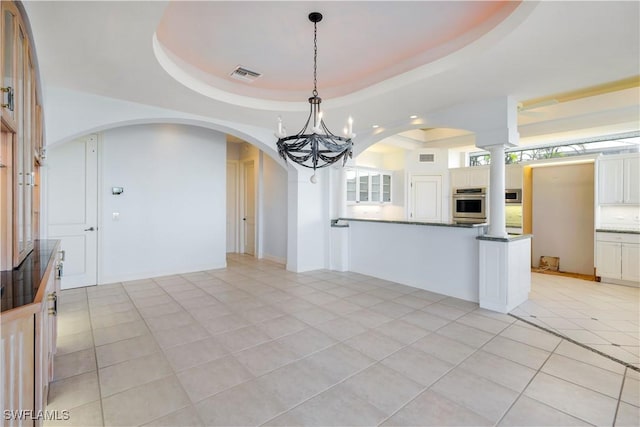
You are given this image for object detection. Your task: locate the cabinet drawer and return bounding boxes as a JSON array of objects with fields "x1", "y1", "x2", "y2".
[{"x1": 596, "y1": 232, "x2": 640, "y2": 244}]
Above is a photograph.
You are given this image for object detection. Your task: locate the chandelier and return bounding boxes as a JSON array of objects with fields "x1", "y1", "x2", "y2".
[{"x1": 275, "y1": 12, "x2": 355, "y2": 182}]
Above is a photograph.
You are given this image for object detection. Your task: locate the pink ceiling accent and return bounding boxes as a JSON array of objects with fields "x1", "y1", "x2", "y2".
[{"x1": 156, "y1": 1, "x2": 521, "y2": 101}]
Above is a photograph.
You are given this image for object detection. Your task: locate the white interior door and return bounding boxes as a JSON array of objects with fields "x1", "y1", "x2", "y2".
[
  {"x1": 243, "y1": 160, "x2": 256, "y2": 256},
  {"x1": 47, "y1": 135, "x2": 98, "y2": 289},
  {"x1": 226, "y1": 161, "x2": 238, "y2": 253},
  {"x1": 410, "y1": 174, "x2": 442, "y2": 222}
]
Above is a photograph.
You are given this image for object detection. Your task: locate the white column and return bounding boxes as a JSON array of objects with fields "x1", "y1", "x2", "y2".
[
  {"x1": 338, "y1": 167, "x2": 347, "y2": 218},
  {"x1": 487, "y1": 144, "x2": 507, "y2": 238}
]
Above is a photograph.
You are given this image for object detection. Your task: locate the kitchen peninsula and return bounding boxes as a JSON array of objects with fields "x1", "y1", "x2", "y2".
[
  {"x1": 332, "y1": 218, "x2": 532, "y2": 313},
  {"x1": 333, "y1": 218, "x2": 487, "y2": 302}
]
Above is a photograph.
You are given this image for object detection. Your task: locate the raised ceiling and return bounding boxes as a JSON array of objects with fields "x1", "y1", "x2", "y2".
[
  {"x1": 155, "y1": 1, "x2": 519, "y2": 102},
  {"x1": 22, "y1": 0, "x2": 640, "y2": 149}
]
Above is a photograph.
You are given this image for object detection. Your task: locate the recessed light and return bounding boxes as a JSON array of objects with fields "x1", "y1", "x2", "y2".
[
  {"x1": 409, "y1": 115, "x2": 418, "y2": 119},
  {"x1": 372, "y1": 124, "x2": 380, "y2": 129}
]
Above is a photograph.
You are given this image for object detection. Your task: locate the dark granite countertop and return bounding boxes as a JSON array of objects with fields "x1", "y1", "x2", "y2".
[
  {"x1": 1, "y1": 240, "x2": 60, "y2": 312},
  {"x1": 338, "y1": 217, "x2": 487, "y2": 229},
  {"x1": 595, "y1": 229, "x2": 640, "y2": 235},
  {"x1": 477, "y1": 234, "x2": 533, "y2": 242}
]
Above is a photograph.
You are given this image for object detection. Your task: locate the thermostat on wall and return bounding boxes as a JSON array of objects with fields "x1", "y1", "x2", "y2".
[{"x1": 112, "y1": 187, "x2": 124, "y2": 195}]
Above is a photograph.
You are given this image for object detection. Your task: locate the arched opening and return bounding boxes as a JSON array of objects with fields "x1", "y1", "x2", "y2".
[
  {"x1": 345, "y1": 127, "x2": 476, "y2": 224},
  {"x1": 44, "y1": 122, "x2": 288, "y2": 289}
]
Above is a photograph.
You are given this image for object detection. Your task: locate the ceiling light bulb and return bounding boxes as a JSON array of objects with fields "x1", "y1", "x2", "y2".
[
  {"x1": 372, "y1": 125, "x2": 380, "y2": 129},
  {"x1": 410, "y1": 115, "x2": 418, "y2": 119}
]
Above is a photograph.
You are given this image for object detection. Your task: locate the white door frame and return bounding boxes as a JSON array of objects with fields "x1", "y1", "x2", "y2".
[
  {"x1": 45, "y1": 134, "x2": 99, "y2": 289},
  {"x1": 226, "y1": 160, "x2": 240, "y2": 253},
  {"x1": 240, "y1": 159, "x2": 256, "y2": 256}
]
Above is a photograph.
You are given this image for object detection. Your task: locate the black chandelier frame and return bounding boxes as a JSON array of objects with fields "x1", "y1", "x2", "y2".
[{"x1": 276, "y1": 12, "x2": 354, "y2": 172}]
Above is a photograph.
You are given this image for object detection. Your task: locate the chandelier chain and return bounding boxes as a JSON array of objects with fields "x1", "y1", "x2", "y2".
[
  {"x1": 313, "y1": 20, "x2": 318, "y2": 97},
  {"x1": 275, "y1": 12, "x2": 353, "y2": 176}
]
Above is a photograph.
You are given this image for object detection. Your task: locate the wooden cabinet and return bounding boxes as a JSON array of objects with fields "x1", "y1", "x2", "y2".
[
  {"x1": 450, "y1": 166, "x2": 489, "y2": 189},
  {"x1": 596, "y1": 232, "x2": 640, "y2": 285},
  {"x1": 1, "y1": 241, "x2": 61, "y2": 426},
  {"x1": 346, "y1": 167, "x2": 392, "y2": 204},
  {"x1": 1, "y1": 0, "x2": 43, "y2": 269},
  {"x1": 0, "y1": 314, "x2": 35, "y2": 427},
  {"x1": 598, "y1": 155, "x2": 640, "y2": 205}
]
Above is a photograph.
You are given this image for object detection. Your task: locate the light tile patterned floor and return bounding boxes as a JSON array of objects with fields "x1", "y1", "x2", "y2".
[
  {"x1": 45, "y1": 255, "x2": 639, "y2": 426},
  {"x1": 512, "y1": 273, "x2": 639, "y2": 368}
]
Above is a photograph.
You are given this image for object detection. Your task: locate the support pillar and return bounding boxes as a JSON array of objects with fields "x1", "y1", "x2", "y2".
[{"x1": 487, "y1": 144, "x2": 508, "y2": 238}]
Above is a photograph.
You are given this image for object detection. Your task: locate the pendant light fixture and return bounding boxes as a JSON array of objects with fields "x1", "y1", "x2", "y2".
[{"x1": 275, "y1": 12, "x2": 355, "y2": 183}]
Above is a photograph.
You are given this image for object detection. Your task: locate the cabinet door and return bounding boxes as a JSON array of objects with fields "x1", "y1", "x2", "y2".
[
  {"x1": 623, "y1": 157, "x2": 639, "y2": 204},
  {"x1": 370, "y1": 172, "x2": 381, "y2": 202},
  {"x1": 506, "y1": 165, "x2": 523, "y2": 189},
  {"x1": 621, "y1": 244, "x2": 640, "y2": 282},
  {"x1": 598, "y1": 158, "x2": 624, "y2": 204},
  {"x1": 468, "y1": 167, "x2": 489, "y2": 188},
  {"x1": 410, "y1": 175, "x2": 442, "y2": 222},
  {"x1": 346, "y1": 169, "x2": 356, "y2": 203},
  {"x1": 1, "y1": 315, "x2": 35, "y2": 427},
  {"x1": 358, "y1": 171, "x2": 369, "y2": 202},
  {"x1": 2, "y1": 5, "x2": 17, "y2": 126},
  {"x1": 596, "y1": 241, "x2": 621, "y2": 279},
  {"x1": 450, "y1": 169, "x2": 468, "y2": 189},
  {"x1": 382, "y1": 174, "x2": 391, "y2": 202}
]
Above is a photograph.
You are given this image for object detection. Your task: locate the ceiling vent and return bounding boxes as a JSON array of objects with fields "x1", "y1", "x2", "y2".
[
  {"x1": 229, "y1": 66, "x2": 262, "y2": 83},
  {"x1": 419, "y1": 153, "x2": 435, "y2": 163}
]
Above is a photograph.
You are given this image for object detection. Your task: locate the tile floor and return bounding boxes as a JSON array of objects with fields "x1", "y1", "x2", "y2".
[
  {"x1": 45, "y1": 255, "x2": 640, "y2": 426},
  {"x1": 512, "y1": 273, "x2": 639, "y2": 368}
]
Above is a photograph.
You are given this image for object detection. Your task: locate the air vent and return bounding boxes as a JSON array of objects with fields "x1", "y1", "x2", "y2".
[
  {"x1": 230, "y1": 66, "x2": 262, "y2": 83},
  {"x1": 419, "y1": 153, "x2": 435, "y2": 163}
]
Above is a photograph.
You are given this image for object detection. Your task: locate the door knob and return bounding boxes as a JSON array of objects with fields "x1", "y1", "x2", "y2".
[
  {"x1": 84, "y1": 226, "x2": 95, "y2": 231},
  {"x1": 243, "y1": 218, "x2": 247, "y2": 221}
]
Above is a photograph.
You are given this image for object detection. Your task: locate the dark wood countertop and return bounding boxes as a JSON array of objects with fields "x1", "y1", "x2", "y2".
[{"x1": 1, "y1": 240, "x2": 60, "y2": 313}]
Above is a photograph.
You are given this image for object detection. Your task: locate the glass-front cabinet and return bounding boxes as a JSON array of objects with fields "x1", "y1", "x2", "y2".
[
  {"x1": 1, "y1": 0, "x2": 43, "y2": 269},
  {"x1": 358, "y1": 170, "x2": 370, "y2": 202},
  {"x1": 346, "y1": 167, "x2": 392, "y2": 204}
]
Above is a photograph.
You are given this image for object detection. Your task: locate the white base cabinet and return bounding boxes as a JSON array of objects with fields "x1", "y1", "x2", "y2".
[
  {"x1": 621, "y1": 243, "x2": 640, "y2": 282},
  {"x1": 596, "y1": 232, "x2": 640, "y2": 286}
]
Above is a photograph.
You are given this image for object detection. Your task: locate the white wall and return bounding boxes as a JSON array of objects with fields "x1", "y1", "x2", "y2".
[
  {"x1": 348, "y1": 221, "x2": 484, "y2": 302},
  {"x1": 262, "y1": 155, "x2": 288, "y2": 263},
  {"x1": 100, "y1": 124, "x2": 226, "y2": 283},
  {"x1": 532, "y1": 163, "x2": 594, "y2": 275}
]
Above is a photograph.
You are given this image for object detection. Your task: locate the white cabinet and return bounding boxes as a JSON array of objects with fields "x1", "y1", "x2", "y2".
[
  {"x1": 596, "y1": 241, "x2": 622, "y2": 279},
  {"x1": 450, "y1": 166, "x2": 489, "y2": 189},
  {"x1": 598, "y1": 155, "x2": 640, "y2": 205},
  {"x1": 346, "y1": 167, "x2": 392, "y2": 204},
  {"x1": 596, "y1": 232, "x2": 640, "y2": 285},
  {"x1": 621, "y1": 243, "x2": 640, "y2": 282},
  {"x1": 506, "y1": 164, "x2": 523, "y2": 189},
  {"x1": 623, "y1": 157, "x2": 639, "y2": 204}
]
